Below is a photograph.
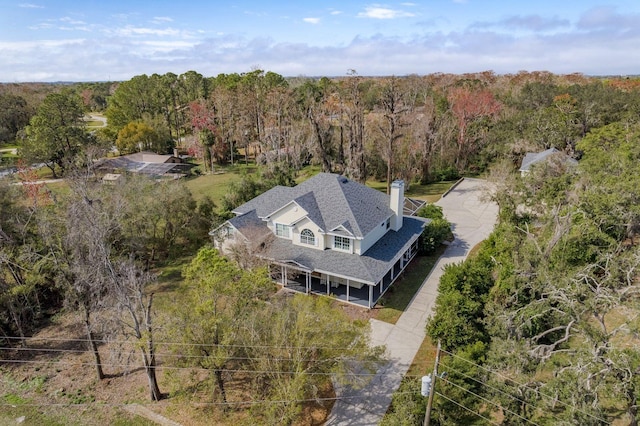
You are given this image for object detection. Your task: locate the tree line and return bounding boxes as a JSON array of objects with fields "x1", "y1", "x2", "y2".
[{"x1": 6, "y1": 70, "x2": 639, "y2": 190}]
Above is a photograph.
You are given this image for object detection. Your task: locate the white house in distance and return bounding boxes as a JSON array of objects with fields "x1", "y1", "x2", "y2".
[{"x1": 211, "y1": 173, "x2": 430, "y2": 308}]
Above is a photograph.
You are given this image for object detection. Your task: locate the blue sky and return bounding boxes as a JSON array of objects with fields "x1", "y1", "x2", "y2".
[{"x1": 1, "y1": 1, "x2": 639, "y2": 81}]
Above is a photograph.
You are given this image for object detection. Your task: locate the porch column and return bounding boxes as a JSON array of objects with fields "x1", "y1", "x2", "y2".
[
  {"x1": 346, "y1": 279, "x2": 350, "y2": 302},
  {"x1": 380, "y1": 279, "x2": 383, "y2": 293},
  {"x1": 282, "y1": 266, "x2": 286, "y2": 286},
  {"x1": 368, "y1": 285, "x2": 373, "y2": 309},
  {"x1": 306, "y1": 272, "x2": 310, "y2": 294},
  {"x1": 327, "y1": 274, "x2": 330, "y2": 295}
]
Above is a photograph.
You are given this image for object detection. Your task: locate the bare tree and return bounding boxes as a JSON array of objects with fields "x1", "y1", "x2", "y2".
[
  {"x1": 341, "y1": 70, "x2": 367, "y2": 183},
  {"x1": 378, "y1": 77, "x2": 408, "y2": 194},
  {"x1": 111, "y1": 258, "x2": 162, "y2": 401}
]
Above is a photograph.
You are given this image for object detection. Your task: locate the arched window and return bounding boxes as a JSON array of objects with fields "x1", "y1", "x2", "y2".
[{"x1": 300, "y1": 229, "x2": 315, "y2": 245}]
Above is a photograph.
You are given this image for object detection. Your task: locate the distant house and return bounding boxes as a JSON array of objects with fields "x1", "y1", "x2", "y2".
[
  {"x1": 95, "y1": 151, "x2": 193, "y2": 177},
  {"x1": 519, "y1": 148, "x2": 578, "y2": 176},
  {"x1": 211, "y1": 173, "x2": 430, "y2": 308}
]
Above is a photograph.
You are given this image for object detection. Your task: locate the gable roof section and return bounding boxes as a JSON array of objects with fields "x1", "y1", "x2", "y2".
[
  {"x1": 232, "y1": 173, "x2": 392, "y2": 239},
  {"x1": 227, "y1": 210, "x2": 272, "y2": 241},
  {"x1": 520, "y1": 148, "x2": 577, "y2": 172}
]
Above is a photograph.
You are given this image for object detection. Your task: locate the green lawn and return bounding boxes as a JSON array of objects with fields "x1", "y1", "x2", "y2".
[
  {"x1": 182, "y1": 162, "x2": 259, "y2": 204},
  {"x1": 85, "y1": 120, "x2": 104, "y2": 127},
  {"x1": 374, "y1": 245, "x2": 447, "y2": 324},
  {"x1": 367, "y1": 179, "x2": 455, "y2": 203},
  {"x1": 406, "y1": 181, "x2": 457, "y2": 203},
  {"x1": 183, "y1": 171, "x2": 240, "y2": 205}
]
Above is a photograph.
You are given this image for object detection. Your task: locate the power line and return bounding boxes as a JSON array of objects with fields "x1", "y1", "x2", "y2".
[
  {"x1": 440, "y1": 362, "x2": 550, "y2": 422},
  {"x1": 0, "y1": 390, "x2": 419, "y2": 408},
  {"x1": 439, "y1": 348, "x2": 610, "y2": 425},
  {"x1": 0, "y1": 345, "x2": 356, "y2": 363},
  {"x1": 1, "y1": 335, "x2": 398, "y2": 351},
  {"x1": 443, "y1": 375, "x2": 541, "y2": 426},
  {"x1": 434, "y1": 391, "x2": 500, "y2": 426},
  {"x1": 0, "y1": 357, "x2": 398, "y2": 377}
]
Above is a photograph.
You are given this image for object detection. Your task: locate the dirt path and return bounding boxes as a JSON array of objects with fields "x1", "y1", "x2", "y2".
[{"x1": 123, "y1": 404, "x2": 183, "y2": 426}]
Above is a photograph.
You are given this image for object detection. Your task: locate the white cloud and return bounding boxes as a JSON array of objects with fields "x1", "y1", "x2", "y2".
[
  {"x1": 474, "y1": 15, "x2": 570, "y2": 32},
  {"x1": 112, "y1": 26, "x2": 182, "y2": 37},
  {"x1": 152, "y1": 16, "x2": 174, "y2": 24},
  {"x1": 358, "y1": 6, "x2": 415, "y2": 19},
  {"x1": 19, "y1": 3, "x2": 44, "y2": 8},
  {"x1": 303, "y1": 17, "x2": 320, "y2": 24},
  {"x1": 3, "y1": 14, "x2": 640, "y2": 82},
  {"x1": 28, "y1": 22, "x2": 54, "y2": 30},
  {"x1": 329, "y1": 10, "x2": 342, "y2": 15},
  {"x1": 60, "y1": 17, "x2": 87, "y2": 26}
]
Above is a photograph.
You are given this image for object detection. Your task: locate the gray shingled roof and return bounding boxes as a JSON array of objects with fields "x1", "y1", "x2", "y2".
[
  {"x1": 233, "y1": 173, "x2": 393, "y2": 239},
  {"x1": 228, "y1": 210, "x2": 272, "y2": 241},
  {"x1": 261, "y1": 216, "x2": 428, "y2": 284},
  {"x1": 520, "y1": 148, "x2": 577, "y2": 172}
]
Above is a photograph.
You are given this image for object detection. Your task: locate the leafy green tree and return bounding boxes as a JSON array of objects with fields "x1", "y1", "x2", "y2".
[
  {"x1": 433, "y1": 342, "x2": 489, "y2": 426},
  {"x1": 172, "y1": 247, "x2": 274, "y2": 403},
  {"x1": 427, "y1": 248, "x2": 494, "y2": 352},
  {"x1": 0, "y1": 181, "x2": 44, "y2": 345},
  {"x1": 116, "y1": 175, "x2": 206, "y2": 265},
  {"x1": 577, "y1": 122, "x2": 640, "y2": 242},
  {"x1": 116, "y1": 121, "x2": 171, "y2": 154},
  {"x1": 0, "y1": 93, "x2": 32, "y2": 143},
  {"x1": 21, "y1": 90, "x2": 90, "y2": 177},
  {"x1": 220, "y1": 165, "x2": 296, "y2": 213},
  {"x1": 244, "y1": 295, "x2": 381, "y2": 425}
]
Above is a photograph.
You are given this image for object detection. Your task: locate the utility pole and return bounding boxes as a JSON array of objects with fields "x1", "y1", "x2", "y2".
[{"x1": 424, "y1": 340, "x2": 441, "y2": 426}]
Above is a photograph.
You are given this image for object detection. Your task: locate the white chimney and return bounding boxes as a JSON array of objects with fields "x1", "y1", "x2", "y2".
[{"x1": 390, "y1": 180, "x2": 404, "y2": 231}]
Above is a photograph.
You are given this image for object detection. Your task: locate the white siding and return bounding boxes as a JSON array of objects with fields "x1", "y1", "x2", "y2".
[
  {"x1": 270, "y1": 203, "x2": 308, "y2": 226},
  {"x1": 292, "y1": 217, "x2": 325, "y2": 250},
  {"x1": 359, "y1": 216, "x2": 392, "y2": 254}
]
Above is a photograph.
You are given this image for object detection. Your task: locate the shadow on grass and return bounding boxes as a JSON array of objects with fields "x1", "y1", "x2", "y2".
[{"x1": 373, "y1": 245, "x2": 447, "y2": 325}]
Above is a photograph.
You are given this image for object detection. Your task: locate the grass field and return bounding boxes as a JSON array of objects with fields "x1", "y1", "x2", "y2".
[
  {"x1": 374, "y1": 245, "x2": 447, "y2": 324},
  {"x1": 183, "y1": 170, "x2": 244, "y2": 204},
  {"x1": 85, "y1": 120, "x2": 105, "y2": 127}
]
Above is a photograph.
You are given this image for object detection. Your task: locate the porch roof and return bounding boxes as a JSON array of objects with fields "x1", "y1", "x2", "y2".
[{"x1": 262, "y1": 216, "x2": 428, "y2": 285}]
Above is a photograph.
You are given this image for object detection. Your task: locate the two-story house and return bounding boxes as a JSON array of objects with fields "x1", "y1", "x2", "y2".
[{"x1": 211, "y1": 173, "x2": 429, "y2": 308}]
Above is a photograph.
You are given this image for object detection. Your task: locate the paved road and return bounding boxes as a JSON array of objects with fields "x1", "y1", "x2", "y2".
[{"x1": 327, "y1": 178, "x2": 498, "y2": 425}]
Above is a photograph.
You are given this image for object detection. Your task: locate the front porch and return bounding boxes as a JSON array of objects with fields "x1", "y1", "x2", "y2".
[{"x1": 270, "y1": 239, "x2": 418, "y2": 308}]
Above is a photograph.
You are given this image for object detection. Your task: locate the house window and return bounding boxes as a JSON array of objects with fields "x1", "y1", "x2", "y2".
[
  {"x1": 333, "y1": 236, "x2": 351, "y2": 251},
  {"x1": 275, "y1": 223, "x2": 291, "y2": 238},
  {"x1": 300, "y1": 229, "x2": 315, "y2": 245}
]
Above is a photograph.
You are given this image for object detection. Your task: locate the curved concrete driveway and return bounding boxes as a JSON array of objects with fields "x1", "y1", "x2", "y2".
[{"x1": 327, "y1": 178, "x2": 498, "y2": 425}]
